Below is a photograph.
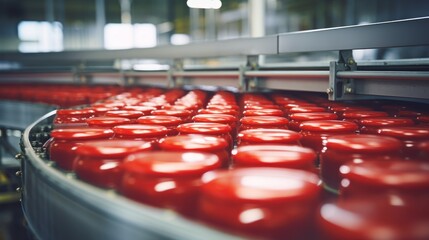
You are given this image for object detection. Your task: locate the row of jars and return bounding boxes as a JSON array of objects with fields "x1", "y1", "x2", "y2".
[{"x1": 44, "y1": 88, "x2": 429, "y2": 239}]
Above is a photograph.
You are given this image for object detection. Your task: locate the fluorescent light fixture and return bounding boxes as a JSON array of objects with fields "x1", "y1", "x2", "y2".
[
  {"x1": 133, "y1": 63, "x2": 169, "y2": 71},
  {"x1": 187, "y1": 0, "x2": 222, "y2": 9},
  {"x1": 170, "y1": 34, "x2": 190, "y2": 45}
]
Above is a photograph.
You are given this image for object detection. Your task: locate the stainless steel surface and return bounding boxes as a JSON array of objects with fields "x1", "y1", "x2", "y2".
[
  {"x1": 0, "y1": 36, "x2": 278, "y2": 62},
  {"x1": 337, "y1": 71, "x2": 429, "y2": 80},
  {"x1": 278, "y1": 17, "x2": 429, "y2": 53}
]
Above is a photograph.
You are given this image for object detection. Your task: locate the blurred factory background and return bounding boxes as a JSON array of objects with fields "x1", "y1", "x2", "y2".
[{"x1": 1, "y1": 0, "x2": 428, "y2": 57}]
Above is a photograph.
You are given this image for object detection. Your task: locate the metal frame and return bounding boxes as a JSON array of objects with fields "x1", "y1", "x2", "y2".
[{"x1": 1, "y1": 17, "x2": 429, "y2": 101}]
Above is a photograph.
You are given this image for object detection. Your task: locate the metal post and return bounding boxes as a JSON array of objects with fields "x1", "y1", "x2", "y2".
[{"x1": 95, "y1": 0, "x2": 106, "y2": 48}]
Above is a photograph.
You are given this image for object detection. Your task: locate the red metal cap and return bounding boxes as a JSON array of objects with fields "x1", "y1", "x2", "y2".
[
  {"x1": 192, "y1": 114, "x2": 237, "y2": 124},
  {"x1": 240, "y1": 116, "x2": 289, "y2": 126},
  {"x1": 242, "y1": 109, "x2": 284, "y2": 117},
  {"x1": 300, "y1": 120, "x2": 358, "y2": 132},
  {"x1": 342, "y1": 160, "x2": 429, "y2": 189},
  {"x1": 51, "y1": 128, "x2": 114, "y2": 140},
  {"x1": 233, "y1": 145, "x2": 316, "y2": 170},
  {"x1": 75, "y1": 139, "x2": 153, "y2": 158},
  {"x1": 359, "y1": 117, "x2": 415, "y2": 127},
  {"x1": 159, "y1": 135, "x2": 228, "y2": 151},
  {"x1": 325, "y1": 134, "x2": 402, "y2": 153},
  {"x1": 123, "y1": 151, "x2": 221, "y2": 177},
  {"x1": 105, "y1": 110, "x2": 144, "y2": 119},
  {"x1": 113, "y1": 124, "x2": 169, "y2": 138},
  {"x1": 378, "y1": 127, "x2": 429, "y2": 140},
  {"x1": 201, "y1": 168, "x2": 321, "y2": 204},
  {"x1": 290, "y1": 112, "x2": 338, "y2": 121},
  {"x1": 137, "y1": 115, "x2": 182, "y2": 126},
  {"x1": 86, "y1": 117, "x2": 131, "y2": 128},
  {"x1": 177, "y1": 122, "x2": 231, "y2": 135},
  {"x1": 237, "y1": 129, "x2": 301, "y2": 144}
]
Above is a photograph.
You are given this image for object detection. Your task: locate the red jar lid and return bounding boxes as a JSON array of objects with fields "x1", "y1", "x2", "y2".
[
  {"x1": 342, "y1": 160, "x2": 429, "y2": 189},
  {"x1": 417, "y1": 115, "x2": 429, "y2": 124},
  {"x1": 330, "y1": 106, "x2": 371, "y2": 112},
  {"x1": 343, "y1": 111, "x2": 388, "y2": 119},
  {"x1": 51, "y1": 128, "x2": 114, "y2": 140},
  {"x1": 75, "y1": 139, "x2": 153, "y2": 158},
  {"x1": 397, "y1": 110, "x2": 423, "y2": 118},
  {"x1": 192, "y1": 114, "x2": 237, "y2": 124},
  {"x1": 56, "y1": 109, "x2": 95, "y2": 116},
  {"x1": 92, "y1": 102, "x2": 126, "y2": 108},
  {"x1": 123, "y1": 151, "x2": 221, "y2": 177},
  {"x1": 233, "y1": 145, "x2": 316, "y2": 169},
  {"x1": 105, "y1": 110, "x2": 144, "y2": 119},
  {"x1": 113, "y1": 124, "x2": 169, "y2": 138},
  {"x1": 137, "y1": 115, "x2": 182, "y2": 126},
  {"x1": 243, "y1": 105, "x2": 280, "y2": 110},
  {"x1": 325, "y1": 134, "x2": 402, "y2": 153},
  {"x1": 86, "y1": 117, "x2": 131, "y2": 128},
  {"x1": 242, "y1": 109, "x2": 284, "y2": 117},
  {"x1": 207, "y1": 104, "x2": 240, "y2": 111},
  {"x1": 197, "y1": 108, "x2": 238, "y2": 116},
  {"x1": 240, "y1": 116, "x2": 289, "y2": 126},
  {"x1": 359, "y1": 117, "x2": 415, "y2": 127},
  {"x1": 151, "y1": 109, "x2": 193, "y2": 117},
  {"x1": 290, "y1": 112, "x2": 338, "y2": 121},
  {"x1": 283, "y1": 103, "x2": 316, "y2": 109},
  {"x1": 378, "y1": 127, "x2": 429, "y2": 140},
  {"x1": 300, "y1": 120, "x2": 358, "y2": 132},
  {"x1": 318, "y1": 196, "x2": 429, "y2": 240},
  {"x1": 288, "y1": 106, "x2": 326, "y2": 114},
  {"x1": 122, "y1": 105, "x2": 156, "y2": 115},
  {"x1": 86, "y1": 106, "x2": 119, "y2": 115},
  {"x1": 201, "y1": 168, "x2": 320, "y2": 204},
  {"x1": 159, "y1": 135, "x2": 228, "y2": 151},
  {"x1": 177, "y1": 122, "x2": 231, "y2": 135},
  {"x1": 237, "y1": 129, "x2": 301, "y2": 144}
]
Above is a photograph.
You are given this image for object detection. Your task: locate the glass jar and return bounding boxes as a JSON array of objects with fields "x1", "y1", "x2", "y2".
[
  {"x1": 236, "y1": 128, "x2": 301, "y2": 146},
  {"x1": 299, "y1": 120, "x2": 358, "y2": 154},
  {"x1": 320, "y1": 134, "x2": 402, "y2": 192},
  {"x1": 239, "y1": 116, "x2": 289, "y2": 132},
  {"x1": 86, "y1": 117, "x2": 131, "y2": 129},
  {"x1": 47, "y1": 128, "x2": 114, "y2": 171},
  {"x1": 198, "y1": 168, "x2": 321, "y2": 239},
  {"x1": 112, "y1": 124, "x2": 169, "y2": 144},
  {"x1": 74, "y1": 139, "x2": 154, "y2": 189},
  {"x1": 121, "y1": 151, "x2": 221, "y2": 216},
  {"x1": 232, "y1": 145, "x2": 316, "y2": 172},
  {"x1": 177, "y1": 122, "x2": 233, "y2": 150},
  {"x1": 288, "y1": 112, "x2": 338, "y2": 132},
  {"x1": 377, "y1": 126, "x2": 429, "y2": 159},
  {"x1": 340, "y1": 160, "x2": 429, "y2": 199},
  {"x1": 136, "y1": 115, "x2": 183, "y2": 136},
  {"x1": 359, "y1": 117, "x2": 415, "y2": 134},
  {"x1": 158, "y1": 135, "x2": 230, "y2": 168}
]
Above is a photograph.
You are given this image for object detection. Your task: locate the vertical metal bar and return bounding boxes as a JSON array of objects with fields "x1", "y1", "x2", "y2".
[{"x1": 95, "y1": 0, "x2": 106, "y2": 49}]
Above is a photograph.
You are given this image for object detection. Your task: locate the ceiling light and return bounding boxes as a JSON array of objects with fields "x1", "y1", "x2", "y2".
[{"x1": 187, "y1": 0, "x2": 222, "y2": 9}]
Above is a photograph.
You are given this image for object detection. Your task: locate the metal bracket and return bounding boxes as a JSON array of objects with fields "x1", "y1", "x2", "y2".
[
  {"x1": 328, "y1": 50, "x2": 357, "y2": 100},
  {"x1": 169, "y1": 59, "x2": 183, "y2": 88},
  {"x1": 246, "y1": 55, "x2": 260, "y2": 92}
]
